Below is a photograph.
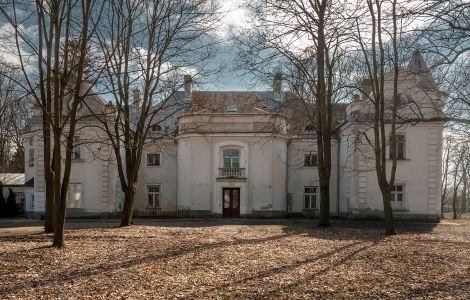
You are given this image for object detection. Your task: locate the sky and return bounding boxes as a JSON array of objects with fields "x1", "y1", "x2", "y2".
[
  {"x1": 202, "y1": 0, "x2": 255, "y2": 91},
  {"x1": 0, "y1": 0, "x2": 257, "y2": 92}
]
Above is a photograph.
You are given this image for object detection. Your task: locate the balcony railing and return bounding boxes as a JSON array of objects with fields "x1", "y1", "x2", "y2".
[{"x1": 218, "y1": 167, "x2": 246, "y2": 178}]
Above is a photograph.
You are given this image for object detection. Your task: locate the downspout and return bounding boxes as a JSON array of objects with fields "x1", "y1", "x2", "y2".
[
  {"x1": 174, "y1": 137, "x2": 178, "y2": 217},
  {"x1": 285, "y1": 139, "x2": 291, "y2": 216},
  {"x1": 336, "y1": 135, "x2": 341, "y2": 217}
]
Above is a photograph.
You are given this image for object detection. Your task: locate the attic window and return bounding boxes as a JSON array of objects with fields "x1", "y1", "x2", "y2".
[
  {"x1": 303, "y1": 124, "x2": 315, "y2": 139},
  {"x1": 227, "y1": 104, "x2": 238, "y2": 112},
  {"x1": 151, "y1": 124, "x2": 162, "y2": 132},
  {"x1": 305, "y1": 124, "x2": 314, "y2": 131}
]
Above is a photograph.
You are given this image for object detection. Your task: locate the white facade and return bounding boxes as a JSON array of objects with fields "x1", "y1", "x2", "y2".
[{"x1": 23, "y1": 52, "x2": 445, "y2": 221}]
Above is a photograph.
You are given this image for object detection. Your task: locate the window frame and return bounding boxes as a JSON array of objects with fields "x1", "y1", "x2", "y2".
[
  {"x1": 66, "y1": 183, "x2": 83, "y2": 209},
  {"x1": 389, "y1": 134, "x2": 406, "y2": 160},
  {"x1": 146, "y1": 153, "x2": 161, "y2": 167},
  {"x1": 222, "y1": 148, "x2": 241, "y2": 169},
  {"x1": 73, "y1": 136, "x2": 81, "y2": 160},
  {"x1": 28, "y1": 149, "x2": 34, "y2": 167},
  {"x1": 303, "y1": 153, "x2": 318, "y2": 167},
  {"x1": 391, "y1": 184, "x2": 406, "y2": 210},
  {"x1": 304, "y1": 186, "x2": 318, "y2": 209},
  {"x1": 147, "y1": 184, "x2": 161, "y2": 208}
]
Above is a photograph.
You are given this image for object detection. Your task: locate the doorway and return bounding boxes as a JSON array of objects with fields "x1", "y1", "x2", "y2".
[{"x1": 222, "y1": 188, "x2": 240, "y2": 217}]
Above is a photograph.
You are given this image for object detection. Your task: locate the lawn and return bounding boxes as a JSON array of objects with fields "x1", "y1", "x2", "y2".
[{"x1": 0, "y1": 219, "x2": 469, "y2": 299}]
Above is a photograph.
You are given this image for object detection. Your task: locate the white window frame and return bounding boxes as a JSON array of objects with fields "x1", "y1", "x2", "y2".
[
  {"x1": 389, "y1": 134, "x2": 406, "y2": 160},
  {"x1": 304, "y1": 186, "x2": 318, "y2": 209},
  {"x1": 28, "y1": 149, "x2": 34, "y2": 167},
  {"x1": 391, "y1": 184, "x2": 406, "y2": 210},
  {"x1": 223, "y1": 148, "x2": 240, "y2": 169},
  {"x1": 147, "y1": 184, "x2": 161, "y2": 208},
  {"x1": 304, "y1": 153, "x2": 318, "y2": 167},
  {"x1": 67, "y1": 183, "x2": 83, "y2": 209},
  {"x1": 73, "y1": 136, "x2": 81, "y2": 160},
  {"x1": 146, "y1": 153, "x2": 161, "y2": 167}
]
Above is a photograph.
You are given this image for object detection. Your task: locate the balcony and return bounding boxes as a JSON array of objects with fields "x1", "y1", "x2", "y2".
[{"x1": 218, "y1": 167, "x2": 246, "y2": 178}]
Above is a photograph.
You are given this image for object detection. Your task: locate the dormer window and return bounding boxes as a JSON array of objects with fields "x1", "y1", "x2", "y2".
[
  {"x1": 303, "y1": 124, "x2": 315, "y2": 139},
  {"x1": 305, "y1": 124, "x2": 314, "y2": 131},
  {"x1": 151, "y1": 124, "x2": 162, "y2": 132},
  {"x1": 227, "y1": 104, "x2": 238, "y2": 112}
]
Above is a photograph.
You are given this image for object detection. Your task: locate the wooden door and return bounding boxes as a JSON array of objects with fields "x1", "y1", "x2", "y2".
[{"x1": 223, "y1": 188, "x2": 240, "y2": 217}]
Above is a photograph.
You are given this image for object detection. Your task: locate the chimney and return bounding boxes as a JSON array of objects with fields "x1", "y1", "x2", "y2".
[
  {"x1": 184, "y1": 75, "x2": 192, "y2": 101},
  {"x1": 273, "y1": 72, "x2": 282, "y2": 101},
  {"x1": 133, "y1": 88, "x2": 141, "y2": 112}
]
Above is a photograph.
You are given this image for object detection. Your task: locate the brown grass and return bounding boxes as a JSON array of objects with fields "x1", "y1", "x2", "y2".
[{"x1": 0, "y1": 220, "x2": 469, "y2": 299}]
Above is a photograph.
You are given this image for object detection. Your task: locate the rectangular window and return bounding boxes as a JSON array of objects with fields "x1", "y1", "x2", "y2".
[
  {"x1": 73, "y1": 136, "x2": 81, "y2": 160},
  {"x1": 147, "y1": 185, "x2": 161, "y2": 208},
  {"x1": 304, "y1": 186, "x2": 318, "y2": 209},
  {"x1": 147, "y1": 153, "x2": 161, "y2": 166},
  {"x1": 223, "y1": 149, "x2": 240, "y2": 168},
  {"x1": 304, "y1": 153, "x2": 318, "y2": 167},
  {"x1": 390, "y1": 134, "x2": 406, "y2": 160},
  {"x1": 30, "y1": 194, "x2": 34, "y2": 209},
  {"x1": 391, "y1": 184, "x2": 405, "y2": 210},
  {"x1": 28, "y1": 149, "x2": 34, "y2": 167},
  {"x1": 67, "y1": 183, "x2": 82, "y2": 208}
]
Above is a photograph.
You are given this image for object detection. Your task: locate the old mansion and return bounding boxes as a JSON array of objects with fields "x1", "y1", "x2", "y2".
[{"x1": 21, "y1": 51, "x2": 445, "y2": 221}]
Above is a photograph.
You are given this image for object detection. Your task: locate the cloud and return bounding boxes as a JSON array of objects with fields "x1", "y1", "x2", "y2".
[
  {"x1": 216, "y1": 0, "x2": 251, "y2": 39},
  {"x1": 0, "y1": 22, "x2": 38, "y2": 74}
]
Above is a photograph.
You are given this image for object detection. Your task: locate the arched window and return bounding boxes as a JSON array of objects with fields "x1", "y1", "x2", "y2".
[
  {"x1": 303, "y1": 123, "x2": 315, "y2": 139},
  {"x1": 304, "y1": 123, "x2": 314, "y2": 132},
  {"x1": 151, "y1": 124, "x2": 162, "y2": 132}
]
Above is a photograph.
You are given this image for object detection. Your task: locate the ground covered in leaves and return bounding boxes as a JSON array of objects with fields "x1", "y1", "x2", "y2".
[{"x1": 0, "y1": 219, "x2": 469, "y2": 299}]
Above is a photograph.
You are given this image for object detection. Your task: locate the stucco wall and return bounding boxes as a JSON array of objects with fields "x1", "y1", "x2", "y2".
[
  {"x1": 287, "y1": 139, "x2": 339, "y2": 215},
  {"x1": 338, "y1": 122, "x2": 443, "y2": 220},
  {"x1": 133, "y1": 140, "x2": 178, "y2": 215},
  {"x1": 176, "y1": 133, "x2": 287, "y2": 216},
  {"x1": 23, "y1": 123, "x2": 118, "y2": 215}
]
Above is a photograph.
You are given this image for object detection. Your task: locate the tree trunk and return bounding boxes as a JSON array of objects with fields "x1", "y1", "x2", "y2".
[
  {"x1": 316, "y1": 0, "x2": 331, "y2": 227},
  {"x1": 382, "y1": 189, "x2": 395, "y2": 235},
  {"x1": 43, "y1": 121, "x2": 54, "y2": 233},
  {"x1": 318, "y1": 179, "x2": 330, "y2": 226},
  {"x1": 44, "y1": 168, "x2": 55, "y2": 233},
  {"x1": 453, "y1": 189, "x2": 458, "y2": 219},
  {"x1": 120, "y1": 187, "x2": 136, "y2": 227},
  {"x1": 52, "y1": 192, "x2": 66, "y2": 248},
  {"x1": 51, "y1": 140, "x2": 65, "y2": 248}
]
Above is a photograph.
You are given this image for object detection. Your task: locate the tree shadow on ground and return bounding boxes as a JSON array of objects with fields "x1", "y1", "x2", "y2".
[
  {"x1": 399, "y1": 276, "x2": 470, "y2": 299},
  {"x1": 0, "y1": 231, "x2": 300, "y2": 295},
  {"x1": 0, "y1": 218, "x2": 443, "y2": 232},
  {"x1": 0, "y1": 219, "x2": 462, "y2": 297},
  {"x1": 194, "y1": 240, "x2": 371, "y2": 298}
]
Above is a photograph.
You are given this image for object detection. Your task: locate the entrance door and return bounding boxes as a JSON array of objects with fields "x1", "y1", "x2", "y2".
[{"x1": 223, "y1": 188, "x2": 240, "y2": 217}]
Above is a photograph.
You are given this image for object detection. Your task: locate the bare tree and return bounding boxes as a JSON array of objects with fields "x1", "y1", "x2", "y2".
[
  {"x1": 93, "y1": 0, "x2": 220, "y2": 226},
  {"x1": 450, "y1": 145, "x2": 465, "y2": 219},
  {"x1": 237, "y1": 0, "x2": 354, "y2": 226},
  {"x1": 1, "y1": 0, "x2": 104, "y2": 247},
  {"x1": 0, "y1": 62, "x2": 29, "y2": 174},
  {"x1": 441, "y1": 136, "x2": 452, "y2": 218},
  {"x1": 350, "y1": 0, "x2": 413, "y2": 234}
]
